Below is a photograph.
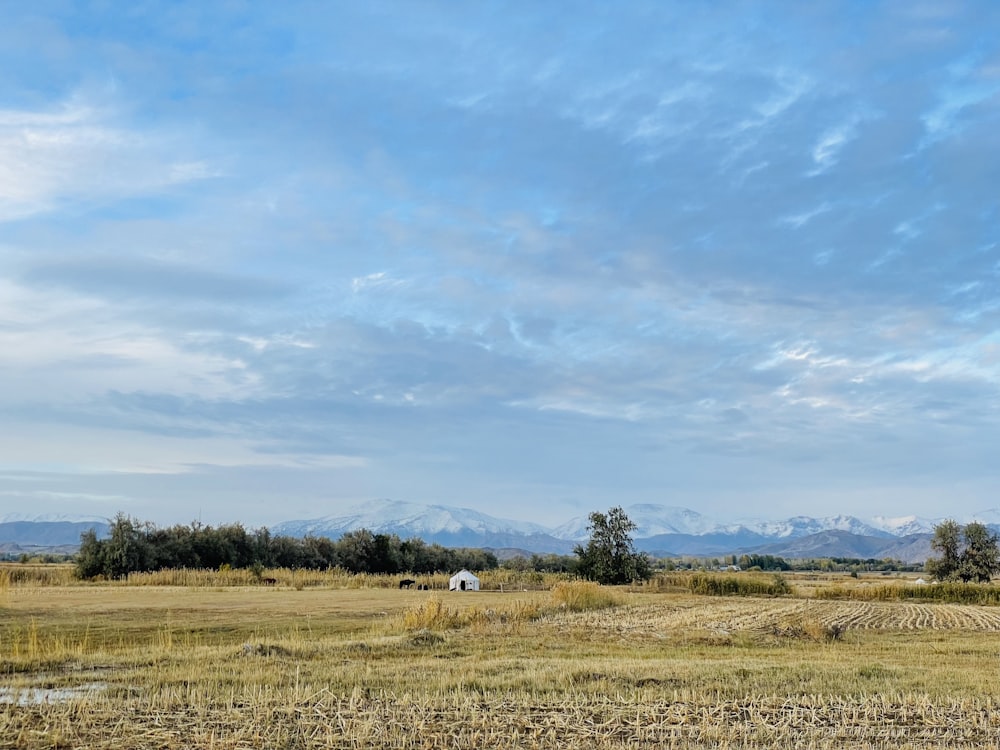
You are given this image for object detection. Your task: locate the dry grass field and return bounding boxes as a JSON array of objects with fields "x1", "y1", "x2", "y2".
[{"x1": 4, "y1": 569, "x2": 1000, "y2": 748}]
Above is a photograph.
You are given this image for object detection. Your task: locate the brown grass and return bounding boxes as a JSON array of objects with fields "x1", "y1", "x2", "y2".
[{"x1": 5, "y1": 573, "x2": 1000, "y2": 748}]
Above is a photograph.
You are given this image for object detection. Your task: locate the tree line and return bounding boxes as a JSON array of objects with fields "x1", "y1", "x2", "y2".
[
  {"x1": 75, "y1": 514, "x2": 499, "y2": 580},
  {"x1": 73, "y1": 511, "x2": 997, "y2": 585}
]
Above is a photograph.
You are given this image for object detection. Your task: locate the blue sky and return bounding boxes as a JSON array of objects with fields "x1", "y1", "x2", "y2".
[{"x1": 2, "y1": 2, "x2": 999, "y2": 527}]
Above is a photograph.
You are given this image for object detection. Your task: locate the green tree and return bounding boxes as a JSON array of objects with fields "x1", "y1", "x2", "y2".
[
  {"x1": 75, "y1": 527, "x2": 108, "y2": 579},
  {"x1": 926, "y1": 520, "x2": 1000, "y2": 583},
  {"x1": 959, "y1": 522, "x2": 1000, "y2": 583},
  {"x1": 105, "y1": 514, "x2": 152, "y2": 580},
  {"x1": 573, "y1": 506, "x2": 651, "y2": 585},
  {"x1": 337, "y1": 529, "x2": 375, "y2": 572},
  {"x1": 926, "y1": 519, "x2": 962, "y2": 581}
]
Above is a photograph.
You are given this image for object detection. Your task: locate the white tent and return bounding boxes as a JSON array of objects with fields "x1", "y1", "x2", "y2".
[{"x1": 449, "y1": 569, "x2": 480, "y2": 591}]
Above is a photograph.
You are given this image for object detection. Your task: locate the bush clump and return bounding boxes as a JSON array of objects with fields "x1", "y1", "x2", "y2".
[
  {"x1": 771, "y1": 618, "x2": 845, "y2": 642},
  {"x1": 407, "y1": 629, "x2": 446, "y2": 646}
]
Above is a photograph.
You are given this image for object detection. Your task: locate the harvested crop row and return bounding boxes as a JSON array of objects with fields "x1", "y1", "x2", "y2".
[
  {"x1": 6, "y1": 691, "x2": 1000, "y2": 749},
  {"x1": 545, "y1": 597, "x2": 1000, "y2": 637}
]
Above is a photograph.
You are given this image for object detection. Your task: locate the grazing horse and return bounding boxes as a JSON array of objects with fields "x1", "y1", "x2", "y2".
[
  {"x1": 261, "y1": 577, "x2": 278, "y2": 586},
  {"x1": 399, "y1": 578, "x2": 416, "y2": 589}
]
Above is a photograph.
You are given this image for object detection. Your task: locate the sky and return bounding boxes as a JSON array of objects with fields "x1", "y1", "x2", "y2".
[{"x1": 1, "y1": 2, "x2": 999, "y2": 529}]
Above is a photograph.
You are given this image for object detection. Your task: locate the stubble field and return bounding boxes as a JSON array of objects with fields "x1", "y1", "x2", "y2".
[{"x1": 3, "y1": 569, "x2": 1000, "y2": 748}]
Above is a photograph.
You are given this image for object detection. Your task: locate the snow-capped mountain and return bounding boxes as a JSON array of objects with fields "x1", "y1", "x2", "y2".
[
  {"x1": 556, "y1": 507, "x2": 895, "y2": 544},
  {"x1": 272, "y1": 499, "x2": 574, "y2": 553},
  {"x1": 869, "y1": 515, "x2": 938, "y2": 536},
  {"x1": 734, "y1": 514, "x2": 893, "y2": 540},
  {"x1": 275, "y1": 499, "x2": 553, "y2": 537}
]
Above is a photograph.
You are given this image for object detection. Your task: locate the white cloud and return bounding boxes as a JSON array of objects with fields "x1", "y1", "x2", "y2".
[
  {"x1": 809, "y1": 110, "x2": 877, "y2": 174},
  {"x1": 810, "y1": 125, "x2": 850, "y2": 172},
  {"x1": 351, "y1": 271, "x2": 406, "y2": 293},
  {"x1": 0, "y1": 93, "x2": 215, "y2": 222}
]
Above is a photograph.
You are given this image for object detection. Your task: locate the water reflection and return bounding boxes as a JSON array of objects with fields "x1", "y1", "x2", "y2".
[{"x1": 0, "y1": 682, "x2": 107, "y2": 705}]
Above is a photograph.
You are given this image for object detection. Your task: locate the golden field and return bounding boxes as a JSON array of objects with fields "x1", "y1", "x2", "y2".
[{"x1": 3, "y1": 567, "x2": 1000, "y2": 748}]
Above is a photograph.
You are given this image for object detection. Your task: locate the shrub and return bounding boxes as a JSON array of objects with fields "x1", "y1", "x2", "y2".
[
  {"x1": 772, "y1": 618, "x2": 845, "y2": 643},
  {"x1": 803, "y1": 619, "x2": 845, "y2": 642},
  {"x1": 408, "y1": 629, "x2": 445, "y2": 646}
]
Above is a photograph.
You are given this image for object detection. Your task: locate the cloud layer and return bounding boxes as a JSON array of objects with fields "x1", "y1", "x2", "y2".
[{"x1": 2, "y1": 2, "x2": 999, "y2": 526}]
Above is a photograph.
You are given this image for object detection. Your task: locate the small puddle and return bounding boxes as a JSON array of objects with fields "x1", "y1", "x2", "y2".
[{"x1": 0, "y1": 682, "x2": 108, "y2": 706}]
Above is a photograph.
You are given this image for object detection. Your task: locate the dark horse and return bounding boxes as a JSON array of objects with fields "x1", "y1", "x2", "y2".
[{"x1": 399, "y1": 578, "x2": 416, "y2": 589}]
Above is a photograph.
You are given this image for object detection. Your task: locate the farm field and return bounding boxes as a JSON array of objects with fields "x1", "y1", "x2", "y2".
[{"x1": 3, "y1": 573, "x2": 1000, "y2": 748}]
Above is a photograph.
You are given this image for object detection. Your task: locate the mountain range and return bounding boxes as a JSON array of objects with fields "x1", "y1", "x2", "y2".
[
  {"x1": 5, "y1": 503, "x2": 998, "y2": 564},
  {"x1": 269, "y1": 501, "x2": 956, "y2": 563}
]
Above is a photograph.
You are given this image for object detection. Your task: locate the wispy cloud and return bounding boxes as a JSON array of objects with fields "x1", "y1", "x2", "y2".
[{"x1": 809, "y1": 110, "x2": 876, "y2": 174}]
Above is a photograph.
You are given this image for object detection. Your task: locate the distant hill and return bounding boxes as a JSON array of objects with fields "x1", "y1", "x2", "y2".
[
  {"x1": 750, "y1": 529, "x2": 927, "y2": 561},
  {"x1": 0, "y1": 520, "x2": 109, "y2": 548},
  {"x1": 0, "y1": 541, "x2": 82, "y2": 557}
]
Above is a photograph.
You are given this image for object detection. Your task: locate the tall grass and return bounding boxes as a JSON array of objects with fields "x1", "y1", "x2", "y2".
[
  {"x1": 815, "y1": 582, "x2": 1000, "y2": 605},
  {"x1": 400, "y1": 598, "x2": 465, "y2": 630},
  {"x1": 6, "y1": 562, "x2": 577, "y2": 591},
  {"x1": 116, "y1": 567, "x2": 444, "y2": 588},
  {"x1": 687, "y1": 573, "x2": 792, "y2": 596},
  {"x1": 396, "y1": 596, "x2": 547, "y2": 632},
  {"x1": 641, "y1": 572, "x2": 795, "y2": 596},
  {"x1": 550, "y1": 581, "x2": 622, "y2": 611},
  {"x1": 394, "y1": 582, "x2": 619, "y2": 633},
  {"x1": 0, "y1": 564, "x2": 76, "y2": 587}
]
